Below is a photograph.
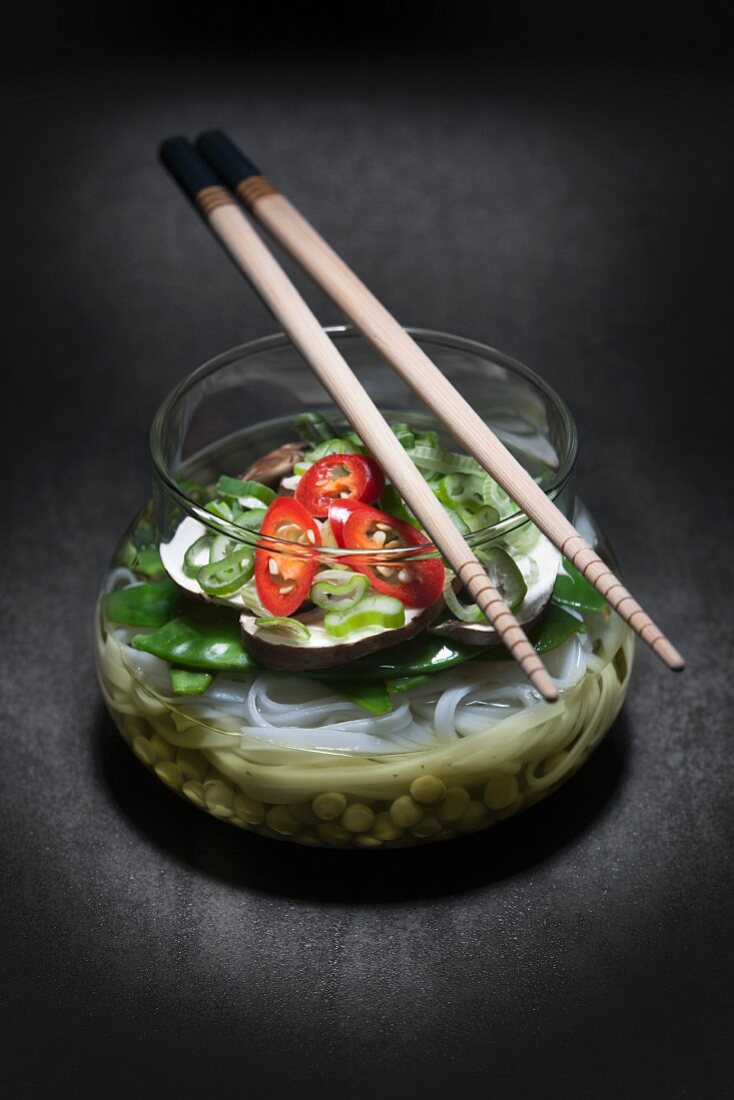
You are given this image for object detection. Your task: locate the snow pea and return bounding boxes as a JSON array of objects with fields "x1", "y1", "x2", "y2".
[
  {"x1": 553, "y1": 560, "x2": 606, "y2": 612},
  {"x1": 132, "y1": 607, "x2": 257, "y2": 671},
  {"x1": 119, "y1": 540, "x2": 165, "y2": 578},
  {"x1": 170, "y1": 667, "x2": 214, "y2": 695},
  {"x1": 478, "y1": 603, "x2": 585, "y2": 662},
  {"x1": 318, "y1": 677, "x2": 392, "y2": 715},
  {"x1": 311, "y1": 632, "x2": 480, "y2": 681},
  {"x1": 103, "y1": 579, "x2": 183, "y2": 628}
]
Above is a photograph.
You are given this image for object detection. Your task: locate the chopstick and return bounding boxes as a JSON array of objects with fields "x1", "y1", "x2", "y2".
[
  {"x1": 160, "y1": 137, "x2": 559, "y2": 702},
  {"x1": 195, "y1": 130, "x2": 685, "y2": 674}
]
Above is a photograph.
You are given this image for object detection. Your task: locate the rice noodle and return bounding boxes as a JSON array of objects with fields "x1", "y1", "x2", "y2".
[{"x1": 98, "y1": 590, "x2": 631, "y2": 767}]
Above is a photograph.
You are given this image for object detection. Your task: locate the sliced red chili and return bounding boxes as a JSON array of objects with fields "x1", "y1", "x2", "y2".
[
  {"x1": 255, "y1": 497, "x2": 321, "y2": 616},
  {"x1": 331, "y1": 502, "x2": 445, "y2": 609},
  {"x1": 295, "y1": 454, "x2": 385, "y2": 517}
]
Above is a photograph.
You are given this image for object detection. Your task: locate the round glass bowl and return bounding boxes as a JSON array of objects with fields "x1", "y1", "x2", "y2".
[{"x1": 95, "y1": 328, "x2": 634, "y2": 849}]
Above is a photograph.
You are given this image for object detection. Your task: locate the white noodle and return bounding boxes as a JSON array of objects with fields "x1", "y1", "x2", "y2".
[{"x1": 98, "y1": 590, "x2": 629, "y2": 760}]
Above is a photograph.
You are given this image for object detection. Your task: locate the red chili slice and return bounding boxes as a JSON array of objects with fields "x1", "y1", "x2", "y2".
[
  {"x1": 331, "y1": 502, "x2": 445, "y2": 609},
  {"x1": 295, "y1": 454, "x2": 385, "y2": 517},
  {"x1": 255, "y1": 497, "x2": 321, "y2": 616}
]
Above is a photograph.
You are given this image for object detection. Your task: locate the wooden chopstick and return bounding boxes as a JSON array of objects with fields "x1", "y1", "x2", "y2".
[
  {"x1": 195, "y1": 130, "x2": 684, "y2": 674},
  {"x1": 160, "y1": 137, "x2": 559, "y2": 702}
]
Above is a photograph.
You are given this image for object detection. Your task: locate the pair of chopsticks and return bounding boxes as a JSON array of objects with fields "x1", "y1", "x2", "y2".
[{"x1": 160, "y1": 133, "x2": 684, "y2": 701}]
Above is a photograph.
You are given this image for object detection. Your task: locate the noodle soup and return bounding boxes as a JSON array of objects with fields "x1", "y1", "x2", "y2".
[{"x1": 95, "y1": 330, "x2": 634, "y2": 848}]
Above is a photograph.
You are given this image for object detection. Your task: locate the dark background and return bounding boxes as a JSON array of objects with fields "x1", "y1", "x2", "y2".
[{"x1": 2, "y1": 4, "x2": 733, "y2": 1097}]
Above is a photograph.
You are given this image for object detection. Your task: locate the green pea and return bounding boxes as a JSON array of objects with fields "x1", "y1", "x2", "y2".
[
  {"x1": 132, "y1": 736, "x2": 157, "y2": 768},
  {"x1": 182, "y1": 781, "x2": 206, "y2": 808},
  {"x1": 409, "y1": 813, "x2": 442, "y2": 838},
  {"x1": 176, "y1": 748, "x2": 208, "y2": 783},
  {"x1": 288, "y1": 801, "x2": 320, "y2": 826},
  {"x1": 455, "y1": 801, "x2": 489, "y2": 832},
  {"x1": 312, "y1": 792, "x2": 347, "y2": 821},
  {"x1": 436, "y1": 786, "x2": 470, "y2": 822},
  {"x1": 149, "y1": 731, "x2": 175, "y2": 762},
  {"x1": 154, "y1": 762, "x2": 183, "y2": 789},
  {"x1": 204, "y1": 780, "x2": 235, "y2": 818},
  {"x1": 390, "y1": 795, "x2": 424, "y2": 829},
  {"x1": 372, "y1": 811, "x2": 403, "y2": 841},
  {"x1": 317, "y1": 822, "x2": 351, "y2": 847},
  {"x1": 341, "y1": 804, "x2": 376, "y2": 833},
  {"x1": 354, "y1": 835, "x2": 382, "y2": 849},
  {"x1": 484, "y1": 772, "x2": 519, "y2": 811},
  {"x1": 409, "y1": 775, "x2": 447, "y2": 805},
  {"x1": 266, "y1": 806, "x2": 300, "y2": 836},
  {"x1": 233, "y1": 791, "x2": 265, "y2": 825}
]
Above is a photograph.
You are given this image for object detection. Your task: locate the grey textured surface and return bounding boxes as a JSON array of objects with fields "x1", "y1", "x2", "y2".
[{"x1": 2, "y1": 47, "x2": 733, "y2": 1098}]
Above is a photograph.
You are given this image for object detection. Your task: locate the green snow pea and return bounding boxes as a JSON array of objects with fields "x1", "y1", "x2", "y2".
[
  {"x1": 319, "y1": 677, "x2": 392, "y2": 715},
  {"x1": 478, "y1": 603, "x2": 585, "y2": 662},
  {"x1": 169, "y1": 667, "x2": 214, "y2": 695},
  {"x1": 553, "y1": 559, "x2": 607, "y2": 612},
  {"x1": 132, "y1": 607, "x2": 257, "y2": 672},
  {"x1": 103, "y1": 579, "x2": 183, "y2": 628}
]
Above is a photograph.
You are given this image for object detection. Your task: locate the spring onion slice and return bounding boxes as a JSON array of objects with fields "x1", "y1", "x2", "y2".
[
  {"x1": 390, "y1": 422, "x2": 415, "y2": 448},
  {"x1": 198, "y1": 547, "x2": 255, "y2": 596},
  {"x1": 324, "y1": 594, "x2": 405, "y2": 639},
  {"x1": 232, "y1": 508, "x2": 267, "y2": 532},
  {"x1": 183, "y1": 535, "x2": 213, "y2": 578},
  {"x1": 436, "y1": 472, "x2": 486, "y2": 506},
  {"x1": 482, "y1": 475, "x2": 514, "y2": 515},
  {"x1": 204, "y1": 499, "x2": 235, "y2": 521},
  {"x1": 310, "y1": 570, "x2": 370, "y2": 611},
  {"x1": 294, "y1": 437, "x2": 366, "y2": 475},
  {"x1": 459, "y1": 504, "x2": 500, "y2": 532},
  {"x1": 406, "y1": 444, "x2": 484, "y2": 476},
  {"x1": 254, "y1": 616, "x2": 312, "y2": 642},
  {"x1": 215, "y1": 476, "x2": 276, "y2": 506},
  {"x1": 294, "y1": 411, "x2": 340, "y2": 446}
]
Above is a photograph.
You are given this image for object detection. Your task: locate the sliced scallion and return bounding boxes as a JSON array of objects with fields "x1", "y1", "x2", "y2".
[
  {"x1": 215, "y1": 476, "x2": 276, "y2": 506},
  {"x1": 294, "y1": 411, "x2": 340, "y2": 446},
  {"x1": 324, "y1": 594, "x2": 405, "y2": 638}
]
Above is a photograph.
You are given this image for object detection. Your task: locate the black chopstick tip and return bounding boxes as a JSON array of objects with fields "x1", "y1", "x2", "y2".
[
  {"x1": 159, "y1": 136, "x2": 224, "y2": 203},
  {"x1": 196, "y1": 130, "x2": 261, "y2": 189}
]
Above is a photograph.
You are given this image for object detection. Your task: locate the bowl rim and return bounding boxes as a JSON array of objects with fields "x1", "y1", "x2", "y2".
[{"x1": 150, "y1": 325, "x2": 578, "y2": 555}]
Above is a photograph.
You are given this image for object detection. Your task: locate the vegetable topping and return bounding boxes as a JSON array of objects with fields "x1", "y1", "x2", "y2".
[
  {"x1": 331, "y1": 501, "x2": 446, "y2": 609},
  {"x1": 254, "y1": 497, "x2": 321, "y2": 616},
  {"x1": 295, "y1": 453, "x2": 385, "y2": 516}
]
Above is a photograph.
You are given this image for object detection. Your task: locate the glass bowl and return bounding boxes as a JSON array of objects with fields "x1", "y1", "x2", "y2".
[{"x1": 95, "y1": 327, "x2": 634, "y2": 848}]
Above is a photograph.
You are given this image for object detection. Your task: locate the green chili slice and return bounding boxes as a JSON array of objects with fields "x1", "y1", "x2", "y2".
[
  {"x1": 475, "y1": 546, "x2": 527, "y2": 611},
  {"x1": 183, "y1": 535, "x2": 212, "y2": 578},
  {"x1": 197, "y1": 547, "x2": 255, "y2": 596},
  {"x1": 310, "y1": 570, "x2": 370, "y2": 611}
]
